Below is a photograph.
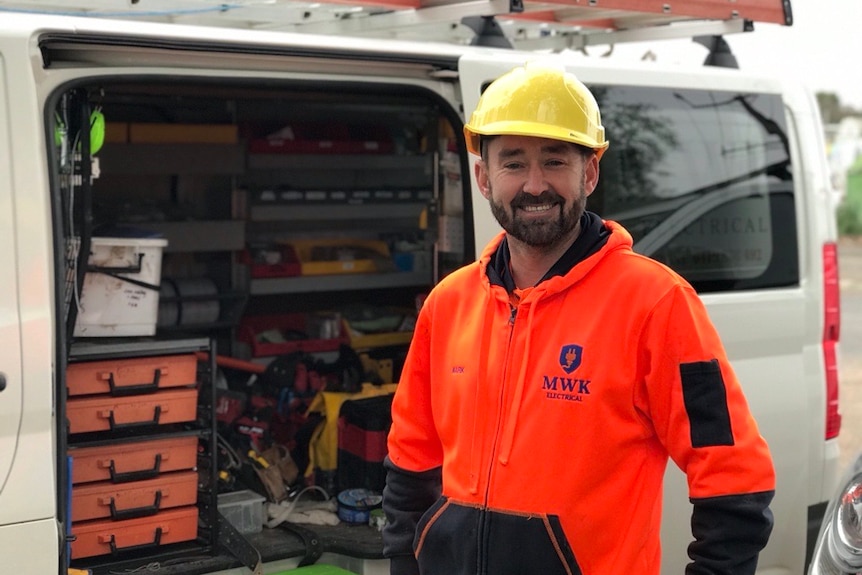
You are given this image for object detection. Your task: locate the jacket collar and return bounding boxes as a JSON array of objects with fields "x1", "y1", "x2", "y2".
[{"x1": 486, "y1": 211, "x2": 612, "y2": 292}]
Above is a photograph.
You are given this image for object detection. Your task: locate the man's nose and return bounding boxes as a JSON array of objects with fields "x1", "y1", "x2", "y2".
[{"x1": 522, "y1": 164, "x2": 547, "y2": 196}]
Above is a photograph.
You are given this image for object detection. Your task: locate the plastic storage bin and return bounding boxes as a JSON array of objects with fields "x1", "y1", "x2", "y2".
[
  {"x1": 285, "y1": 239, "x2": 391, "y2": 276},
  {"x1": 71, "y1": 470, "x2": 199, "y2": 522},
  {"x1": 69, "y1": 436, "x2": 199, "y2": 484},
  {"x1": 74, "y1": 236, "x2": 168, "y2": 337},
  {"x1": 70, "y1": 505, "x2": 198, "y2": 559},
  {"x1": 217, "y1": 490, "x2": 266, "y2": 534},
  {"x1": 237, "y1": 312, "x2": 348, "y2": 358},
  {"x1": 66, "y1": 353, "x2": 198, "y2": 396},
  {"x1": 66, "y1": 388, "x2": 199, "y2": 434}
]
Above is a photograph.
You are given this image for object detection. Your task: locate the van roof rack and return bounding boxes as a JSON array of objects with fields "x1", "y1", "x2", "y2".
[{"x1": 0, "y1": 0, "x2": 792, "y2": 51}]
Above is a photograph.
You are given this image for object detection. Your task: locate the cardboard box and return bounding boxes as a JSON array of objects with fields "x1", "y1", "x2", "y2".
[{"x1": 104, "y1": 122, "x2": 129, "y2": 143}]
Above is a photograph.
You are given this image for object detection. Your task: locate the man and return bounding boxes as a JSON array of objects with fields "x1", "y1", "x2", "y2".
[{"x1": 382, "y1": 61, "x2": 775, "y2": 575}]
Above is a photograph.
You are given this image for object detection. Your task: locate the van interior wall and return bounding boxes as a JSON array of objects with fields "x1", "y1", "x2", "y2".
[{"x1": 72, "y1": 77, "x2": 463, "y2": 358}]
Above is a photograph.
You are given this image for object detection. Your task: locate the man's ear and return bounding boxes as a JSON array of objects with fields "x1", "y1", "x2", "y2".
[
  {"x1": 474, "y1": 159, "x2": 491, "y2": 199},
  {"x1": 584, "y1": 153, "x2": 600, "y2": 197}
]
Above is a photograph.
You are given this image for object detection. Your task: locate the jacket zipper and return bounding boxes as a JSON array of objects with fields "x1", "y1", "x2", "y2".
[{"x1": 477, "y1": 301, "x2": 518, "y2": 574}]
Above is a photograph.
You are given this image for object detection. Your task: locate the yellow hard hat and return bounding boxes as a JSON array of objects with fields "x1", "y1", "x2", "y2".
[{"x1": 464, "y1": 61, "x2": 609, "y2": 160}]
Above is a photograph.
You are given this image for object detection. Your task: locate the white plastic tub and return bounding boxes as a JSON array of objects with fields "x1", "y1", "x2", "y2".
[{"x1": 73, "y1": 236, "x2": 168, "y2": 337}]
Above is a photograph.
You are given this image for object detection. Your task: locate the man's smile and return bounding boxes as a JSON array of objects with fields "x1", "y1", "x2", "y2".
[{"x1": 519, "y1": 203, "x2": 557, "y2": 214}]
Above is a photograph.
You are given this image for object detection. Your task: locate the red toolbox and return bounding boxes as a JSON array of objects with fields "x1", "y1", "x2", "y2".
[
  {"x1": 336, "y1": 393, "x2": 395, "y2": 493},
  {"x1": 67, "y1": 388, "x2": 199, "y2": 434},
  {"x1": 247, "y1": 122, "x2": 393, "y2": 155},
  {"x1": 70, "y1": 505, "x2": 199, "y2": 559},
  {"x1": 69, "y1": 436, "x2": 199, "y2": 484},
  {"x1": 72, "y1": 470, "x2": 199, "y2": 522},
  {"x1": 237, "y1": 312, "x2": 348, "y2": 357},
  {"x1": 239, "y1": 244, "x2": 302, "y2": 278},
  {"x1": 67, "y1": 353, "x2": 198, "y2": 396}
]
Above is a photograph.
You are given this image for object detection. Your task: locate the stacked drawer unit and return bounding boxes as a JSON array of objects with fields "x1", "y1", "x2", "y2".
[{"x1": 66, "y1": 339, "x2": 216, "y2": 565}]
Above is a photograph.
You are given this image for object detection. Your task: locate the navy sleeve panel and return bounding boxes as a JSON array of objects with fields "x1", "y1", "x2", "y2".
[
  {"x1": 686, "y1": 490, "x2": 775, "y2": 575},
  {"x1": 382, "y1": 456, "x2": 442, "y2": 575},
  {"x1": 389, "y1": 556, "x2": 421, "y2": 575},
  {"x1": 680, "y1": 359, "x2": 734, "y2": 448}
]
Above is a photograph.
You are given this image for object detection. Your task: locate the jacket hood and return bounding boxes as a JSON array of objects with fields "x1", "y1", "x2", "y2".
[{"x1": 478, "y1": 213, "x2": 634, "y2": 296}]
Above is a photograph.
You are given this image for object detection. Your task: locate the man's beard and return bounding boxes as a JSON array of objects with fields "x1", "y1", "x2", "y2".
[{"x1": 488, "y1": 182, "x2": 587, "y2": 249}]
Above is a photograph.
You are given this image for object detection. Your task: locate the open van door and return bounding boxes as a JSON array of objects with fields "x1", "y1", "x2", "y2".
[{"x1": 0, "y1": 57, "x2": 23, "y2": 509}]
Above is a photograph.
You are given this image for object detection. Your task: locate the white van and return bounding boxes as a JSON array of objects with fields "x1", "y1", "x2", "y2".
[{"x1": 0, "y1": 11, "x2": 842, "y2": 575}]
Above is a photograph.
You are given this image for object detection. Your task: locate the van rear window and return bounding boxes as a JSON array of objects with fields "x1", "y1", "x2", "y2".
[{"x1": 587, "y1": 85, "x2": 797, "y2": 293}]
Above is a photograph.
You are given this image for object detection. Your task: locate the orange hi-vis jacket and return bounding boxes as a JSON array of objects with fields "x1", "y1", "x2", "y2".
[{"x1": 383, "y1": 215, "x2": 775, "y2": 575}]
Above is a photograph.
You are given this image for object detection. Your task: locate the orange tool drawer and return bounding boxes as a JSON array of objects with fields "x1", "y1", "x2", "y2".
[
  {"x1": 71, "y1": 470, "x2": 199, "y2": 522},
  {"x1": 67, "y1": 354, "x2": 198, "y2": 396},
  {"x1": 69, "y1": 436, "x2": 199, "y2": 485},
  {"x1": 70, "y1": 505, "x2": 199, "y2": 559},
  {"x1": 67, "y1": 388, "x2": 199, "y2": 434}
]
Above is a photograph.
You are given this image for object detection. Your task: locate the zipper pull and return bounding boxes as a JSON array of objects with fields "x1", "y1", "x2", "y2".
[{"x1": 509, "y1": 305, "x2": 517, "y2": 326}]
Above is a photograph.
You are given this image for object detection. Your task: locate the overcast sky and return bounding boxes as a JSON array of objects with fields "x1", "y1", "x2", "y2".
[
  {"x1": 729, "y1": 0, "x2": 861, "y2": 108},
  {"x1": 606, "y1": 0, "x2": 862, "y2": 110}
]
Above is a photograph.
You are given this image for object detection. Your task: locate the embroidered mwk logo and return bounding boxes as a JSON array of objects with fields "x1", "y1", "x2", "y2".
[{"x1": 559, "y1": 345, "x2": 583, "y2": 374}]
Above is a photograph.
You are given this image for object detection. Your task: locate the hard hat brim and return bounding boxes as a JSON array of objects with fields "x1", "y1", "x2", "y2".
[{"x1": 464, "y1": 120, "x2": 609, "y2": 160}]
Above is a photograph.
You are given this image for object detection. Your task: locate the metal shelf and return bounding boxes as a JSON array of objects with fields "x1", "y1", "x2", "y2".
[
  {"x1": 246, "y1": 153, "x2": 430, "y2": 171},
  {"x1": 99, "y1": 143, "x2": 246, "y2": 175},
  {"x1": 69, "y1": 336, "x2": 212, "y2": 361},
  {"x1": 248, "y1": 202, "x2": 426, "y2": 222},
  {"x1": 249, "y1": 271, "x2": 430, "y2": 295}
]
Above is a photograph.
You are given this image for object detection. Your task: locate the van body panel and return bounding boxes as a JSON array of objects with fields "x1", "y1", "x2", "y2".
[
  {"x1": 0, "y1": 34, "x2": 57, "y2": 529},
  {"x1": 782, "y1": 76, "x2": 844, "y2": 502},
  {"x1": 0, "y1": 14, "x2": 840, "y2": 575},
  {"x1": 0, "y1": 53, "x2": 24, "y2": 505},
  {"x1": 781, "y1": 80, "x2": 839, "y2": 507},
  {"x1": 0, "y1": 519, "x2": 60, "y2": 573}
]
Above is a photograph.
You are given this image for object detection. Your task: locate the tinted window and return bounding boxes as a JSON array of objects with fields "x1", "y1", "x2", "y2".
[{"x1": 587, "y1": 86, "x2": 797, "y2": 293}]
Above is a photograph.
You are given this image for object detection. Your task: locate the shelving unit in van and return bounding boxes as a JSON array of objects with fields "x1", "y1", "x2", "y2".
[
  {"x1": 234, "y1": 101, "x2": 443, "y2": 366},
  {"x1": 65, "y1": 337, "x2": 219, "y2": 573},
  {"x1": 243, "y1": 152, "x2": 435, "y2": 297},
  {"x1": 84, "y1": 85, "x2": 454, "y2": 367}
]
